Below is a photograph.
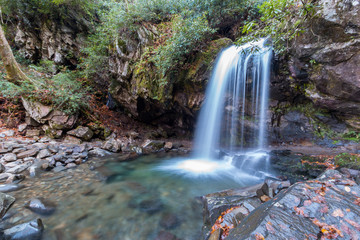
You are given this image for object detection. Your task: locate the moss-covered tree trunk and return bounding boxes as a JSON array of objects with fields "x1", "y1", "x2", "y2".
[{"x1": 0, "y1": 23, "x2": 30, "y2": 85}]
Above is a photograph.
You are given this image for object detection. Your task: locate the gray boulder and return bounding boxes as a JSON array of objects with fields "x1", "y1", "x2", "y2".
[{"x1": 67, "y1": 126, "x2": 94, "y2": 141}]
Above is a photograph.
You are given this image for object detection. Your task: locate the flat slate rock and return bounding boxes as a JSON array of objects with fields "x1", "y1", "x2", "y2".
[
  {"x1": 0, "y1": 192, "x2": 15, "y2": 218},
  {"x1": 226, "y1": 170, "x2": 360, "y2": 240}
]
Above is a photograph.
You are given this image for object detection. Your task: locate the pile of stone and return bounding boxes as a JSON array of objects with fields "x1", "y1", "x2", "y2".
[{"x1": 0, "y1": 137, "x2": 110, "y2": 184}]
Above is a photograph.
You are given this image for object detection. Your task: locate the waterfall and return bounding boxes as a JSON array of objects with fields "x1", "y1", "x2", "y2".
[
  {"x1": 156, "y1": 39, "x2": 273, "y2": 181},
  {"x1": 193, "y1": 39, "x2": 272, "y2": 159}
]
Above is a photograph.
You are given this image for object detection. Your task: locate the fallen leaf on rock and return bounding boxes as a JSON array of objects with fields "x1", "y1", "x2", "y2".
[
  {"x1": 313, "y1": 219, "x2": 344, "y2": 239},
  {"x1": 320, "y1": 205, "x2": 329, "y2": 214},
  {"x1": 332, "y1": 209, "x2": 344, "y2": 218},
  {"x1": 304, "y1": 200, "x2": 312, "y2": 206},
  {"x1": 255, "y1": 233, "x2": 265, "y2": 240},
  {"x1": 260, "y1": 195, "x2": 271, "y2": 202},
  {"x1": 266, "y1": 222, "x2": 275, "y2": 234}
]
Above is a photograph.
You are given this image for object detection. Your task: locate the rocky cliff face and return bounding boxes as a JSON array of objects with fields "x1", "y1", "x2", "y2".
[
  {"x1": 287, "y1": 0, "x2": 360, "y2": 129},
  {"x1": 11, "y1": 9, "x2": 91, "y2": 67},
  {"x1": 108, "y1": 23, "x2": 232, "y2": 133}
]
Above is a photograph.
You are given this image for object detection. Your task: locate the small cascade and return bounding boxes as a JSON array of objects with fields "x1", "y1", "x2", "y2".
[
  {"x1": 156, "y1": 39, "x2": 273, "y2": 181},
  {"x1": 193, "y1": 39, "x2": 272, "y2": 158}
]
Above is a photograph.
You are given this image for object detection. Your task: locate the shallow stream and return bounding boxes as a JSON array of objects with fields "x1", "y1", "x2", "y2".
[{"x1": 3, "y1": 153, "x2": 263, "y2": 240}]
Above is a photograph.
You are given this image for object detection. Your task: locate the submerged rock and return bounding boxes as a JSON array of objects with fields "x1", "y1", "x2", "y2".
[
  {"x1": 25, "y1": 198, "x2": 56, "y2": 216},
  {"x1": 159, "y1": 213, "x2": 180, "y2": 230},
  {"x1": 1, "y1": 218, "x2": 44, "y2": 240},
  {"x1": 0, "y1": 184, "x2": 24, "y2": 193},
  {"x1": 138, "y1": 199, "x2": 164, "y2": 214}
]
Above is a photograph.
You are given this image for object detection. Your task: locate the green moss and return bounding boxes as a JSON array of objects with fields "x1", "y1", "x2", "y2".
[{"x1": 334, "y1": 153, "x2": 360, "y2": 170}]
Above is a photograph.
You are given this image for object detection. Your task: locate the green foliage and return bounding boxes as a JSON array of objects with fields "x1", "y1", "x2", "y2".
[
  {"x1": 334, "y1": 153, "x2": 360, "y2": 170},
  {"x1": 238, "y1": 0, "x2": 319, "y2": 54},
  {"x1": 82, "y1": 0, "x2": 258, "y2": 81},
  {"x1": 0, "y1": 60, "x2": 89, "y2": 114},
  {"x1": 342, "y1": 131, "x2": 360, "y2": 143},
  {"x1": 0, "y1": 0, "x2": 97, "y2": 17},
  {"x1": 152, "y1": 13, "x2": 215, "y2": 76},
  {"x1": 192, "y1": 0, "x2": 260, "y2": 27}
]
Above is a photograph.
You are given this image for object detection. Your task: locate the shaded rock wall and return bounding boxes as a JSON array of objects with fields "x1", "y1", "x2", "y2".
[
  {"x1": 285, "y1": 0, "x2": 360, "y2": 129},
  {"x1": 9, "y1": 9, "x2": 91, "y2": 67},
  {"x1": 108, "y1": 25, "x2": 232, "y2": 132}
]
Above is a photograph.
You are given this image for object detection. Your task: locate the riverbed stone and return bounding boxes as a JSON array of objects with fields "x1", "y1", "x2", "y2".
[
  {"x1": 64, "y1": 135, "x2": 82, "y2": 144},
  {"x1": 1, "y1": 153, "x2": 17, "y2": 162},
  {"x1": 5, "y1": 174, "x2": 25, "y2": 184},
  {"x1": 0, "y1": 184, "x2": 24, "y2": 193},
  {"x1": 17, "y1": 148, "x2": 39, "y2": 159},
  {"x1": 12, "y1": 148, "x2": 26, "y2": 154},
  {"x1": 89, "y1": 148, "x2": 111, "y2": 157},
  {"x1": 164, "y1": 142, "x2": 173, "y2": 151},
  {"x1": 18, "y1": 124, "x2": 27, "y2": 132},
  {"x1": 48, "y1": 145, "x2": 59, "y2": 154},
  {"x1": 7, "y1": 162, "x2": 32, "y2": 174},
  {"x1": 0, "y1": 192, "x2": 15, "y2": 218},
  {"x1": 138, "y1": 199, "x2": 164, "y2": 214},
  {"x1": 26, "y1": 198, "x2": 56, "y2": 216},
  {"x1": 0, "y1": 130, "x2": 15, "y2": 137},
  {"x1": 0, "y1": 163, "x2": 4, "y2": 173},
  {"x1": 26, "y1": 129, "x2": 41, "y2": 137},
  {"x1": 159, "y1": 213, "x2": 180, "y2": 230},
  {"x1": 67, "y1": 126, "x2": 94, "y2": 141},
  {"x1": 1, "y1": 218, "x2": 44, "y2": 240},
  {"x1": 53, "y1": 166, "x2": 66, "y2": 173},
  {"x1": 37, "y1": 149, "x2": 52, "y2": 159},
  {"x1": 102, "y1": 138, "x2": 122, "y2": 153},
  {"x1": 142, "y1": 139, "x2": 165, "y2": 152}
]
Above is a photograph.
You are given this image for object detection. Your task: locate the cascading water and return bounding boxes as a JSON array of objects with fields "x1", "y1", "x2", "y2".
[
  {"x1": 193, "y1": 38, "x2": 272, "y2": 158},
  {"x1": 157, "y1": 39, "x2": 273, "y2": 182}
]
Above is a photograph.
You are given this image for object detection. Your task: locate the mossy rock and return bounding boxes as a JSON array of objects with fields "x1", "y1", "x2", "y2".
[{"x1": 181, "y1": 38, "x2": 233, "y2": 83}]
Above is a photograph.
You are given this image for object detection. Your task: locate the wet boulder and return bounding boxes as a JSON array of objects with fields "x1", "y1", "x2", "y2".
[
  {"x1": 102, "y1": 138, "x2": 122, "y2": 153},
  {"x1": 0, "y1": 192, "x2": 15, "y2": 218},
  {"x1": 1, "y1": 218, "x2": 44, "y2": 240},
  {"x1": 138, "y1": 199, "x2": 164, "y2": 214},
  {"x1": 226, "y1": 170, "x2": 360, "y2": 239},
  {"x1": 202, "y1": 184, "x2": 263, "y2": 227},
  {"x1": 0, "y1": 184, "x2": 24, "y2": 193},
  {"x1": 17, "y1": 148, "x2": 39, "y2": 159},
  {"x1": 25, "y1": 198, "x2": 56, "y2": 216},
  {"x1": 142, "y1": 140, "x2": 165, "y2": 153}
]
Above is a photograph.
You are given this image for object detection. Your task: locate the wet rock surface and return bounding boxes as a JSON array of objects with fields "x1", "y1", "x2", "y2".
[
  {"x1": 1, "y1": 218, "x2": 44, "y2": 240},
  {"x1": 0, "y1": 192, "x2": 15, "y2": 218},
  {"x1": 226, "y1": 170, "x2": 360, "y2": 239},
  {"x1": 25, "y1": 198, "x2": 56, "y2": 216}
]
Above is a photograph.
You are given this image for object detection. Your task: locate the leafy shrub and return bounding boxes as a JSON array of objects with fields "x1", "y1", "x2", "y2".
[
  {"x1": 334, "y1": 153, "x2": 360, "y2": 170},
  {"x1": 152, "y1": 13, "x2": 215, "y2": 76},
  {"x1": 238, "y1": 0, "x2": 319, "y2": 54},
  {"x1": 0, "y1": 61, "x2": 89, "y2": 115}
]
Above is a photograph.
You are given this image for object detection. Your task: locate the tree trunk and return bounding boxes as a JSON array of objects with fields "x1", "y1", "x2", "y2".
[{"x1": 0, "y1": 23, "x2": 31, "y2": 85}]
